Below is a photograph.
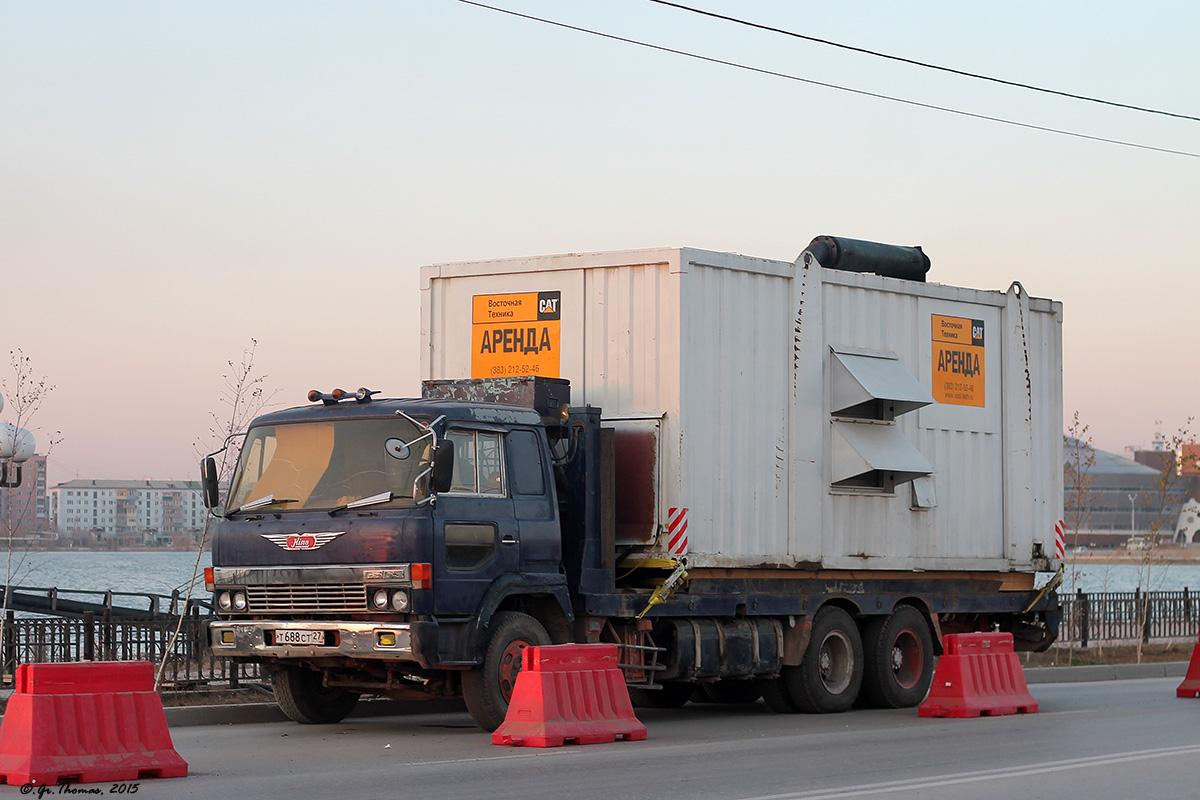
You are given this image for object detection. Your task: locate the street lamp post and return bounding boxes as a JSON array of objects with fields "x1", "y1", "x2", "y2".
[{"x1": 0, "y1": 391, "x2": 36, "y2": 488}]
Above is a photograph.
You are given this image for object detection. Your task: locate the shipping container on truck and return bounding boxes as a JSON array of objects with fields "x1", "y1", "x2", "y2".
[
  {"x1": 421, "y1": 240, "x2": 1063, "y2": 575},
  {"x1": 206, "y1": 236, "x2": 1063, "y2": 732}
]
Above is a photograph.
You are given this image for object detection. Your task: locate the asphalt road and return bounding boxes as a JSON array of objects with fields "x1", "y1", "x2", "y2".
[{"x1": 18, "y1": 675, "x2": 1198, "y2": 800}]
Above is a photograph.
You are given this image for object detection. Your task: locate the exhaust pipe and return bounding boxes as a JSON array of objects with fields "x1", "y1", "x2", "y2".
[{"x1": 803, "y1": 236, "x2": 931, "y2": 282}]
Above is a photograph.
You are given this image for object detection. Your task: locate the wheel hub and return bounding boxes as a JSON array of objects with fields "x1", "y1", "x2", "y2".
[
  {"x1": 890, "y1": 629, "x2": 922, "y2": 688},
  {"x1": 818, "y1": 630, "x2": 853, "y2": 694},
  {"x1": 498, "y1": 638, "x2": 532, "y2": 703}
]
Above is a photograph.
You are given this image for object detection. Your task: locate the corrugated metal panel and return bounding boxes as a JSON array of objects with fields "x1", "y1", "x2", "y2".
[
  {"x1": 1028, "y1": 295, "x2": 1065, "y2": 565},
  {"x1": 679, "y1": 256, "x2": 792, "y2": 563}
]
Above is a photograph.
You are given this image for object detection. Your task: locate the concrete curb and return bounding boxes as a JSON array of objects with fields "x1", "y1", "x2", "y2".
[{"x1": 1024, "y1": 660, "x2": 1189, "y2": 684}]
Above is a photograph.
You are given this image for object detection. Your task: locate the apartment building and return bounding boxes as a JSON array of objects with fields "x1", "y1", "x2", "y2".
[
  {"x1": 0, "y1": 454, "x2": 49, "y2": 536},
  {"x1": 50, "y1": 479, "x2": 205, "y2": 544}
]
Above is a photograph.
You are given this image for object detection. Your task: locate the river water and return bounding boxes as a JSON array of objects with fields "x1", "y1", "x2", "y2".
[
  {"x1": 2, "y1": 550, "x2": 1198, "y2": 598},
  {"x1": 2, "y1": 550, "x2": 212, "y2": 601}
]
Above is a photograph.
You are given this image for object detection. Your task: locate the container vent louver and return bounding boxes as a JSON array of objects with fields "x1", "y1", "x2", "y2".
[{"x1": 829, "y1": 348, "x2": 934, "y2": 494}]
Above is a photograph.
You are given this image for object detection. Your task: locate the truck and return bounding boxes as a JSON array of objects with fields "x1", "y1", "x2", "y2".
[{"x1": 203, "y1": 236, "x2": 1063, "y2": 731}]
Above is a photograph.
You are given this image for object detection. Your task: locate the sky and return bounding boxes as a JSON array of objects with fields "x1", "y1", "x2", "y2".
[{"x1": 1, "y1": 0, "x2": 1197, "y2": 487}]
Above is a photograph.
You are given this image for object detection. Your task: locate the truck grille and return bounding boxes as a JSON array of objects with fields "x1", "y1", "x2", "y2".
[{"x1": 246, "y1": 584, "x2": 368, "y2": 613}]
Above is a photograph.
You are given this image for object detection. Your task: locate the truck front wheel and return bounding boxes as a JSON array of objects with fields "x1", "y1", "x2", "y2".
[
  {"x1": 462, "y1": 611, "x2": 551, "y2": 732},
  {"x1": 272, "y1": 666, "x2": 360, "y2": 724},
  {"x1": 786, "y1": 606, "x2": 863, "y2": 713},
  {"x1": 860, "y1": 606, "x2": 934, "y2": 708}
]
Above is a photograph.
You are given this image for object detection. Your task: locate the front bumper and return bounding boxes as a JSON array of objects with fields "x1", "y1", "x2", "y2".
[{"x1": 209, "y1": 619, "x2": 436, "y2": 668}]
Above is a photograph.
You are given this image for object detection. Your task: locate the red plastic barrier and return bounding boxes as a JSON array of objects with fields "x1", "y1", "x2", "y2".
[
  {"x1": 918, "y1": 632, "x2": 1039, "y2": 718},
  {"x1": 0, "y1": 661, "x2": 188, "y2": 785},
  {"x1": 493, "y1": 643, "x2": 648, "y2": 747},
  {"x1": 1176, "y1": 636, "x2": 1200, "y2": 698}
]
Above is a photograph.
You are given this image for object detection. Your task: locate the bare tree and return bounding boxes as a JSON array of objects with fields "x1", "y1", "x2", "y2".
[
  {"x1": 156, "y1": 340, "x2": 275, "y2": 690},
  {"x1": 0, "y1": 350, "x2": 62, "y2": 667},
  {"x1": 1062, "y1": 411, "x2": 1095, "y2": 664},
  {"x1": 1134, "y1": 418, "x2": 1196, "y2": 663}
]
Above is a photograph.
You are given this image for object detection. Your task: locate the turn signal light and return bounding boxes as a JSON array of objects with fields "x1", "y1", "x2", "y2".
[
  {"x1": 204, "y1": 567, "x2": 214, "y2": 592},
  {"x1": 411, "y1": 562, "x2": 432, "y2": 590}
]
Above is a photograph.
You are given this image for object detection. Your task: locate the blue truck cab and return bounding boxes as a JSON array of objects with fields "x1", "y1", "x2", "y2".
[{"x1": 206, "y1": 379, "x2": 597, "y2": 730}]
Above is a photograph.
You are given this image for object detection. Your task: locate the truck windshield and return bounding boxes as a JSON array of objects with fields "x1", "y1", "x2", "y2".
[{"x1": 226, "y1": 417, "x2": 431, "y2": 513}]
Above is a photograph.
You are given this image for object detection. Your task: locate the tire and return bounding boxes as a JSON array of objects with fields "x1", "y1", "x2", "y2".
[
  {"x1": 786, "y1": 606, "x2": 863, "y2": 714},
  {"x1": 860, "y1": 606, "x2": 934, "y2": 708},
  {"x1": 628, "y1": 682, "x2": 693, "y2": 708},
  {"x1": 462, "y1": 611, "x2": 551, "y2": 732},
  {"x1": 272, "y1": 666, "x2": 360, "y2": 724},
  {"x1": 759, "y1": 674, "x2": 800, "y2": 713},
  {"x1": 697, "y1": 680, "x2": 762, "y2": 705}
]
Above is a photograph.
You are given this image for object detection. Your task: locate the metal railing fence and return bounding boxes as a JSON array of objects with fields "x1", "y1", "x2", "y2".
[
  {"x1": 1058, "y1": 589, "x2": 1200, "y2": 645},
  {"x1": 0, "y1": 610, "x2": 260, "y2": 689}
]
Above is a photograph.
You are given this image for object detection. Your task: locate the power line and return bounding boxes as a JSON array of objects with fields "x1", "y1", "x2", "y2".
[
  {"x1": 456, "y1": 1, "x2": 1200, "y2": 159},
  {"x1": 650, "y1": 0, "x2": 1200, "y2": 123}
]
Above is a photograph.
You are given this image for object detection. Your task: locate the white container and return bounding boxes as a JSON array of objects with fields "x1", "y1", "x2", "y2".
[{"x1": 420, "y1": 244, "x2": 1063, "y2": 574}]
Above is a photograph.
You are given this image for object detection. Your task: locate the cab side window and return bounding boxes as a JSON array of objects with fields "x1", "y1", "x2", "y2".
[{"x1": 445, "y1": 430, "x2": 505, "y2": 496}]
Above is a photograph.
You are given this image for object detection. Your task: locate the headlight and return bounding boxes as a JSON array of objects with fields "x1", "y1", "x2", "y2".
[
  {"x1": 232, "y1": 591, "x2": 247, "y2": 611},
  {"x1": 390, "y1": 590, "x2": 409, "y2": 612},
  {"x1": 372, "y1": 588, "x2": 390, "y2": 609},
  {"x1": 217, "y1": 591, "x2": 232, "y2": 611}
]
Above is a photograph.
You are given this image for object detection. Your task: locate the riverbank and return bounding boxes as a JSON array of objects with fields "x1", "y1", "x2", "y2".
[
  {"x1": 1068, "y1": 546, "x2": 1200, "y2": 565},
  {"x1": 1022, "y1": 641, "x2": 1195, "y2": 668}
]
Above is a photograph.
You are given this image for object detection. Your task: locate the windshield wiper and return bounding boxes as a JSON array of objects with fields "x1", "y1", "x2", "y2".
[
  {"x1": 328, "y1": 491, "x2": 393, "y2": 517},
  {"x1": 226, "y1": 494, "x2": 298, "y2": 517}
]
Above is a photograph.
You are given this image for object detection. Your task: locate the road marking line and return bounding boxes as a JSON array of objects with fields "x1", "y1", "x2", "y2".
[
  {"x1": 396, "y1": 752, "x2": 561, "y2": 767},
  {"x1": 736, "y1": 744, "x2": 1200, "y2": 800}
]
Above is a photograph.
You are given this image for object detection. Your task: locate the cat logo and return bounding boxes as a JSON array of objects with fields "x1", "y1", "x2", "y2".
[{"x1": 261, "y1": 531, "x2": 345, "y2": 551}]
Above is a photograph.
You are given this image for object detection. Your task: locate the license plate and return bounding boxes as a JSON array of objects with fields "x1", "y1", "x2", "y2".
[{"x1": 276, "y1": 629, "x2": 324, "y2": 646}]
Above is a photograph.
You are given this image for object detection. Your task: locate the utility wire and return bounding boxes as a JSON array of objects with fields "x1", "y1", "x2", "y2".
[
  {"x1": 457, "y1": 1, "x2": 1200, "y2": 159},
  {"x1": 650, "y1": 0, "x2": 1200, "y2": 123}
]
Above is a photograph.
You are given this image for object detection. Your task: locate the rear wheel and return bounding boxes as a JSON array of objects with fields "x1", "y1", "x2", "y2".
[
  {"x1": 628, "y1": 681, "x2": 693, "y2": 708},
  {"x1": 272, "y1": 666, "x2": 360, "y2": 724},
  {"x1": 462, "y1": 611, "x2": 551, "y2": 732},
  {"x1": 860, "y1": 606, "x2": 934, "y2": 708},
  {"x1": 786, "y1": 606, "x2": 863, "y2": 713}
]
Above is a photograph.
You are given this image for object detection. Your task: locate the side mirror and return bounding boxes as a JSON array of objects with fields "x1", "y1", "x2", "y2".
[
  {"x1": 429, "y1": 445, "x2": 454, "y2": 495},
  {"x1": 201, "y1": 457, "x2": 221, "y2": 510}
]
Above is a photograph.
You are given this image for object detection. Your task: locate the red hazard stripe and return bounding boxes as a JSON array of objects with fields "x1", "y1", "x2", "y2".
[
  {"x1": 667, "y1": 507, "x2": 688, "y2": 554},
  {"x1": 668, "y1": 520, "x2": 688, "y2": 553}
]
